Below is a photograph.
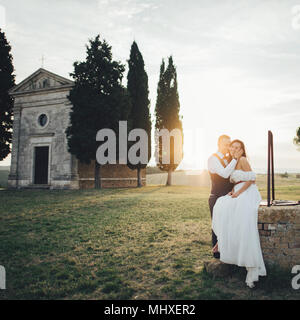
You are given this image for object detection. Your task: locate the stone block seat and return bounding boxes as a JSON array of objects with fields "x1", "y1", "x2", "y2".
[{"x1": 204, "y1": 204, "x2": 300, "y2": 278}]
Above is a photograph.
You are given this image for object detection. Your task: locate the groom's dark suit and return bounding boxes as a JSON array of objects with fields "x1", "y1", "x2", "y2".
[{"x1": 208, "y1": 152, "x2": 236, "y2": 259}]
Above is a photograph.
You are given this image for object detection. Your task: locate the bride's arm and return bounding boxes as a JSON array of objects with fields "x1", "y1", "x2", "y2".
[
  {"x1": 231, "y1": 157, "x2": 256, "y2": 198},
  {"x1": 231, "y1": 181, "x2": 253, "y2": 198}
]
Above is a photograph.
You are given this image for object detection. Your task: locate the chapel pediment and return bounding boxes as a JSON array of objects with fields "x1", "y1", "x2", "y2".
[{"x1": 9, "y1": 68, "x2": 74, "y2": 95}]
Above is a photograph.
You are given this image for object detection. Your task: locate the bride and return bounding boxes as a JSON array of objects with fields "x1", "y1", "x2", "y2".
[{"x1": 211, "y1": 139, "x2": 267, "y2": 288}]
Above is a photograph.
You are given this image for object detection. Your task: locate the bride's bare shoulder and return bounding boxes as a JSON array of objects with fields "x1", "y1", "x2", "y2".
[{"x1": 238, "y1": 157, "x2": 252, "y2": 170}]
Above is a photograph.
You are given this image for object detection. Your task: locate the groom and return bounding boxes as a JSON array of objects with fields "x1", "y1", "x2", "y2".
[{"x1": 207, "y1": 135, "x2": 243, "y2": 259}]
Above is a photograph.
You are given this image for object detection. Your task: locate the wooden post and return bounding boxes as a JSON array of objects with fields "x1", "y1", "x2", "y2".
[
  {"x1": 271, "y1": 132, "x2": 275, "y2": 201},
  {"x1": 267, "y1": 131, "x2": 270, "y2": 206},
  {"x1": 267, "y1": 130, "x2": 275, "y2": 207}
]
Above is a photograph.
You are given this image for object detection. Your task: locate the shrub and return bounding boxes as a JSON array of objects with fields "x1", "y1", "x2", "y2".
[{"x1": 280, "y1": 172, "x2": 289, "y2": 178}]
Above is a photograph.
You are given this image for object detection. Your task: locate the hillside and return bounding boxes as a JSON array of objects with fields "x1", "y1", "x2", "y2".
[{"x1": 0, "y1": 170, "x2": 9, "y2": 188}]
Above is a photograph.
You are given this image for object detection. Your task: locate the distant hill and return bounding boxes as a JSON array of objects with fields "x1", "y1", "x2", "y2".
[
  {"x1": 146, "y1": 166, "x2": 161, "y2": 174},
  {"x1": 146, "y1": 169, "x2": 211, "y2": 187},
  {"x1": 0, "y1": 166, "x2": 10, "y2": 171},
  {"x1": 146, "y1": 166, "x2": 185, "y2": 175},
  {"x1": 0, "y1": 170, "x2": 9, "y2": 188}
]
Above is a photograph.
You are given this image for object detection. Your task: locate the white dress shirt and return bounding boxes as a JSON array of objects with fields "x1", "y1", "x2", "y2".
[{"x1": 207, "y1": 151, "x2": 237, "y2": 179}]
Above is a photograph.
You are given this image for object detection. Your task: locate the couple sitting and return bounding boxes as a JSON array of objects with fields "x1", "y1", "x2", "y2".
[{"x1": 207, "y1": 135, "x2": 266, "y2": 288}]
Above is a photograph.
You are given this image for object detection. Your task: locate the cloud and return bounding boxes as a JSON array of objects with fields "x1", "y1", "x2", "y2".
[{"x1": 98, "y1": 0, "x2": 158, "y2": 19}]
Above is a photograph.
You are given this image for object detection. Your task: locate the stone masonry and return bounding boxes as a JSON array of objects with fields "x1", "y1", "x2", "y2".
[
  {"x1": 258, "y1": 205, "x2": 300, "y2": 269},
  {"x1": 78, "y1": 160, "x2": 146, "y2": 188},
  {"x1": 7, "y1": 68, "x2": 79, "y2": 189}
]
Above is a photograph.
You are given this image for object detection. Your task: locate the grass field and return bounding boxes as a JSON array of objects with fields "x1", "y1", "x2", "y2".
[{"x1": 0, "y1": 174, "x2": 300, "y2": 300}]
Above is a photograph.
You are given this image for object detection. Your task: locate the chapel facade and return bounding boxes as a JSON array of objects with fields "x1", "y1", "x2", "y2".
[{"x1": 7, "y1": 68, "x2": 146, "y2": 189}]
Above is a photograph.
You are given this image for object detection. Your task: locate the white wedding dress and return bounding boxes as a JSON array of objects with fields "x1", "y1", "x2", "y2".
[{"x1": 212, "y1": 169, "x2": 267, "y2": 288}]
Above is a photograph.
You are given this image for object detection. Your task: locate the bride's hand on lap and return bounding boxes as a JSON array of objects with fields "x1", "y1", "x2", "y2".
[{"x1": 231, "y1": 191, "x2": 240, "y2": 198}]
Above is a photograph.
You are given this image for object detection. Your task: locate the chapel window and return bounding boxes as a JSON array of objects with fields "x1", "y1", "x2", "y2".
[{"x1": 38, "y1": 114, "x2": 48, "y2": 127}]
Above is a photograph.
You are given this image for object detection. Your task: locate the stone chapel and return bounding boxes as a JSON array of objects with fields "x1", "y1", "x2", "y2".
[{"x1": 7, "y1": 68, "x2": 146, "y2": 189}]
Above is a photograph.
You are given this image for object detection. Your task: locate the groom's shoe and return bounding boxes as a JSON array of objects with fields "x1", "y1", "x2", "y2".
[{"x1": 213, "y1": 252, "x2": 220, "y2": 259}]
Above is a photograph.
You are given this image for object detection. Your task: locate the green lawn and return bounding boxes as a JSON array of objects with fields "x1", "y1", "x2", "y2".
[{"x1": 0, "y1": 180, "x2": 299, "y2": 300}]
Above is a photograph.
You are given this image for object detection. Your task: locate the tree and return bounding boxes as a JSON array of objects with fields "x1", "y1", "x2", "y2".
[
  {"x1": 155, "y1": 56, "x2": 183, "y2": 185},
  {"x1": 294, "y1": 127, "x2": 300, "y2": 150},
  {"x1": 126, "y1": 41, "x2": 151, "y2": 187},
  {"x1": 65, "y1": 35, "x2": 131, "y2": 189},
  {"x1": 0, "y1": 29, "x2": 15, "y2": 161}
]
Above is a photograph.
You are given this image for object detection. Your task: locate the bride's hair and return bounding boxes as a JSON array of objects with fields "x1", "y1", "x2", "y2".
[{"x1": 230, "y1": 139, "x2": 247, "y2": 158}]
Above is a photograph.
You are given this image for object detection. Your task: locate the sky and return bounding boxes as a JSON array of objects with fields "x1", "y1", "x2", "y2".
[{"x1": 0, "y1": 0, "x2": 300, "y2": 172}]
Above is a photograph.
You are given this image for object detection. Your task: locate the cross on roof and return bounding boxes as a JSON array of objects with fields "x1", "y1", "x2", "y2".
[{"x1": 40, "y1": 54, "x2": 45, "y2": 68}]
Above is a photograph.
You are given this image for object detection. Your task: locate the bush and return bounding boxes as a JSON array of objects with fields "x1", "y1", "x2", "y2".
[{"x1": 280, "y1": 172, "x2": 289, "y2": 178}]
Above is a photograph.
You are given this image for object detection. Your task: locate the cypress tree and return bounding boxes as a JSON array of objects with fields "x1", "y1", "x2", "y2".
[
  {"x1": 0, "y1": 29, "x2": 15, "y2": 161},
  {"x1": 65, "y1": 35, "x2": 131, "y2": 189},
  {"x1": 126, "y1": 41, "x2": 151, "y2": 187},
  {"x1": 155, "y1": 56, "x2": 183, "y2": 185}
]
